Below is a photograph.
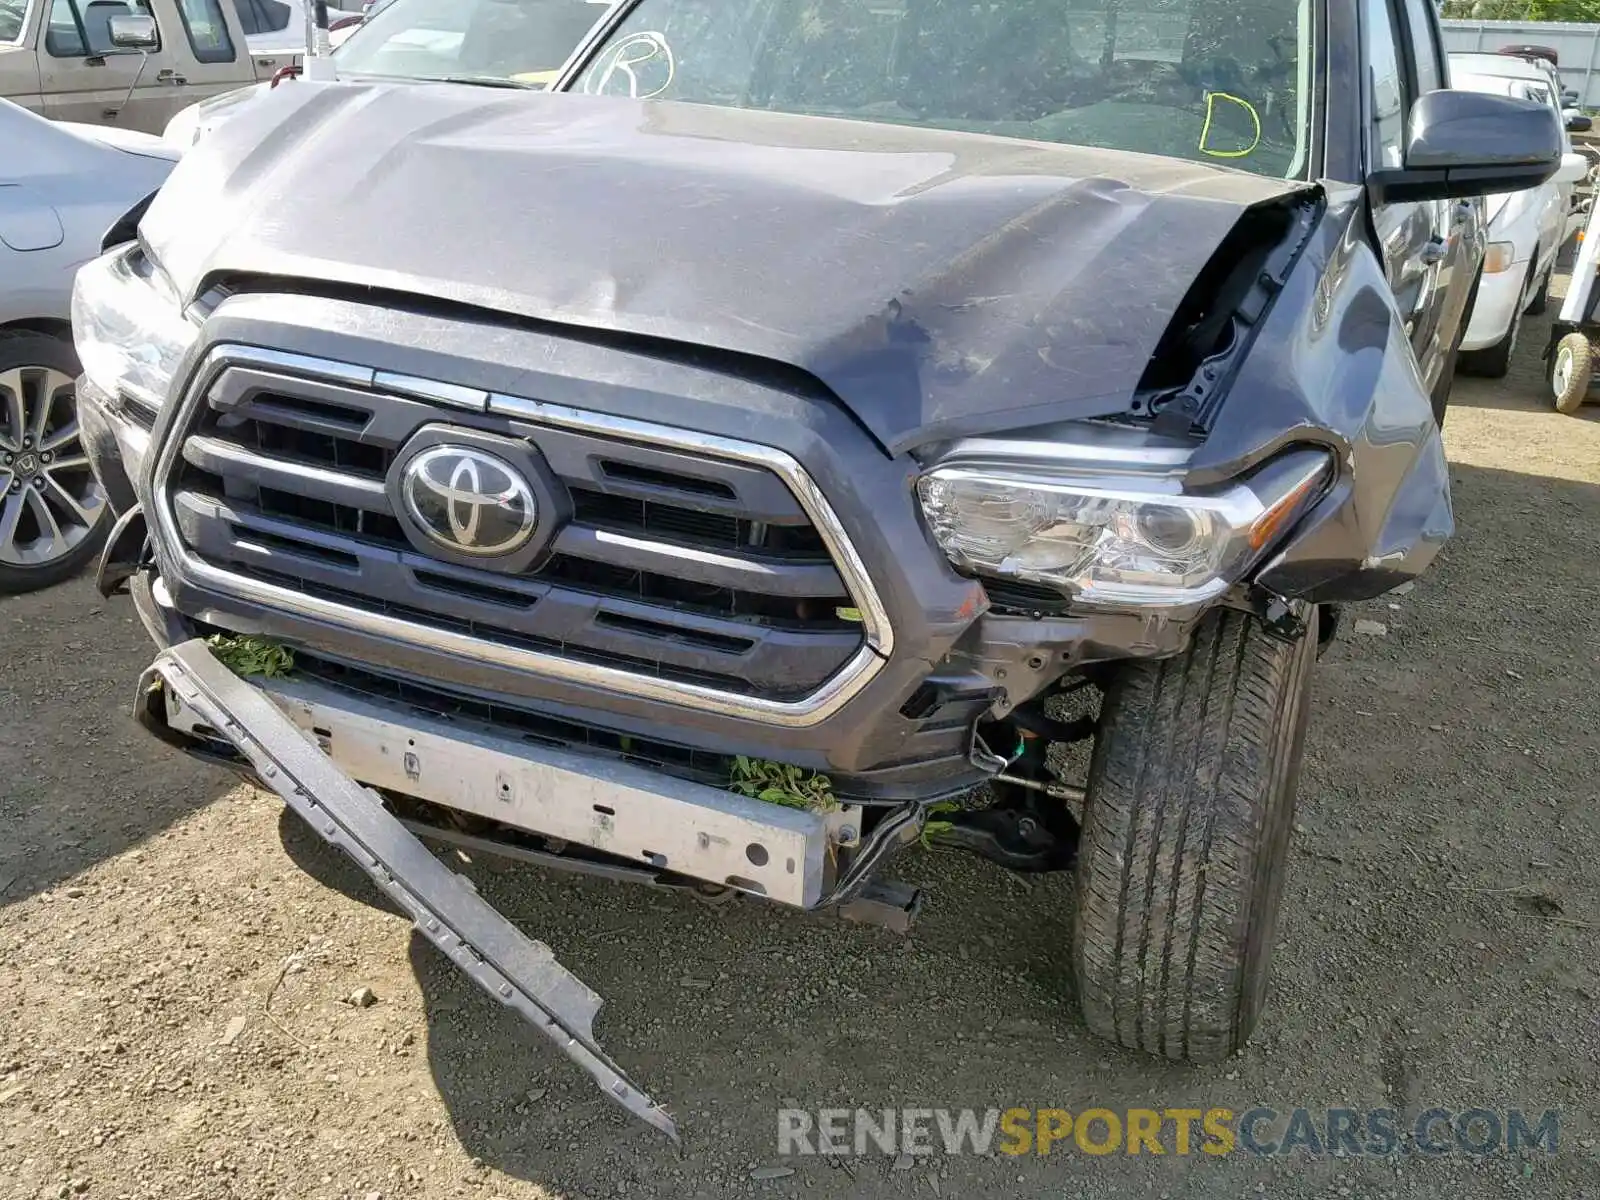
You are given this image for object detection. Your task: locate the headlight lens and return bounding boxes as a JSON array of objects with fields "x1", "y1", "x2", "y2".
[
  {"x1": 71, "y1": 245, "x2": 198, "y2": 411},
  {"x1": 916, "y1": 452, "x2": 1331, "y2": 607}
]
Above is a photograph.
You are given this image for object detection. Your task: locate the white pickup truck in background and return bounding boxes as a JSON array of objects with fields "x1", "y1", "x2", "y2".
[{"x1": 0, "y1": 0, "x2": 299, "y2": 132}]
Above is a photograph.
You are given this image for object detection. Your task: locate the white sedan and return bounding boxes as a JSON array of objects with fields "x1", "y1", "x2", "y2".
[
  {"x1": 1451, "y1": 52, "x2": 1590, "y2": 378},
  {"x1": 0, "y1": 99, "x2": 178, "y2": 593}
]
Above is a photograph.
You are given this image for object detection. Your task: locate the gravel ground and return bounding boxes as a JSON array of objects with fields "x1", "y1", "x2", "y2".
[{"x1": 2, "y1": 303, "x2": 1598, "y2": 1200}]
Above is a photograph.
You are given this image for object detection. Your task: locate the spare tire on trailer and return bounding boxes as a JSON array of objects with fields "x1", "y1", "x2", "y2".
[{"x1": 1551, "y1": 332, "x2": 1593, "y2": 415}]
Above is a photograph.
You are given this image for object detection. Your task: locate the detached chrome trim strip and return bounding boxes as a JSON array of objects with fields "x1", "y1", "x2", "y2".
[{"x1": 150, "y1": 345, "x2": 893, "y2": 729}]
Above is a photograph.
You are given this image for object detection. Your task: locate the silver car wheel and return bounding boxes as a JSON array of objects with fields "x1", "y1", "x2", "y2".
[{"x1": 0, "y1": 367, "x2": 106, "y2": 568}]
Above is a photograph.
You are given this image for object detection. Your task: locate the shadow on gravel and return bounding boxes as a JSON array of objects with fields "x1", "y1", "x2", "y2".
[
  {"x1": 0, "y1": 577, "x2": 237, "y2": 909},
  {"x1": 1448, "y1": 364, "x2": 1600, "y2": 422},
  {"x1": 275, "y1": 801, "x2": 1095, "y2": 1182}
]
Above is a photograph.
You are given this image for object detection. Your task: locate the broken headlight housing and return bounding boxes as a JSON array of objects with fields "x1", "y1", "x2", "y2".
[
  {"x1": 916, "y1": 450, "x2": 1331, "y2": 608},
  {"x1": 72, "y1": 244, "x2": 199, "y2": 412}
]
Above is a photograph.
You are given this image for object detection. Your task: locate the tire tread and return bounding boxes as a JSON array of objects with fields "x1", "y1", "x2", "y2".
[{"x1": 1072, "y1": 608, "x2": 1316, "y2": 1062}]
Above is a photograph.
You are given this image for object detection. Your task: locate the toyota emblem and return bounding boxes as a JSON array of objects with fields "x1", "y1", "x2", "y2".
[{"x1": 400, "y1": 445, "x2": 539, "y2": 557}]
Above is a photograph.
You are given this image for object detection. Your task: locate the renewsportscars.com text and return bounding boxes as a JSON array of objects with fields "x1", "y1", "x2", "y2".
[{"x1": 778, "y1": 1107, "x2": 1560, "y2": 1159}]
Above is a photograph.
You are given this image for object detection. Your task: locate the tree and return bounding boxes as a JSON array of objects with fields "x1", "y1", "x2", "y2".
[{"x1": 1442, "y1": 0, "x2": 1600, "y2": 17}]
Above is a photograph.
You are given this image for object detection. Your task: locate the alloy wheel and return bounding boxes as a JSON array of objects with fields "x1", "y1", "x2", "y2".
[{"x1": 0, "y1": 367, "x2": 105, "y2": 568}]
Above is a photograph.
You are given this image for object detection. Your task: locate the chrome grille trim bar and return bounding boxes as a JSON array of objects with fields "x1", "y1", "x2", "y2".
[{"x1": 149, "y1": 345, "x2": 894, "y2": 728}]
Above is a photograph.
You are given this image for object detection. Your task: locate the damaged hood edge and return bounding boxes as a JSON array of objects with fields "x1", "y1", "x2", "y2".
[{"x1": 142, "y1": 85, "x2": 1312, "y2": 454}]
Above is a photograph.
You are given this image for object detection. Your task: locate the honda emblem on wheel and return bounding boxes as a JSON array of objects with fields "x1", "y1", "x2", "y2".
[{"x1": 400, "y1": 445, "x2": 539, "y2": 557}]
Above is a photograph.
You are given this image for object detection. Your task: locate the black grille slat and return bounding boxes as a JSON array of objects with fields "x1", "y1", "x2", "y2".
[
  {"x1": 184, "y1": 436, "x2": 391, "y2": 512},
  {"x1": 526, "y1": 424, "x2": 809, "y2": 525},
  {"x1": 572, "y1": 487, "x2": 743, "y2": 547},
  {"x1": 245, "y1": 564, "x2": 791, "y2": 697},
  {"x1": 172, "y1": 364, "x2": 869, "y2": 703},
  {"x1": 596, "y1": 459, "x2": 737, "y2": 499},
  {"x1": 245, "y1": 394, "x2": 371, "y2": 434}
]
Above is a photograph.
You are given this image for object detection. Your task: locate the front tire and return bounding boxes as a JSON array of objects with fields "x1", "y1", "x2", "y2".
[
  {"x1": 1071, "y1": 607, "x2": 1318, "y2": 1063},
  {"x1": 0, "y1": 331, "x2": 108, "y2": 595},
  {"x1": 1459, "y1": 265, "x2": 1531, "y2": 381}
]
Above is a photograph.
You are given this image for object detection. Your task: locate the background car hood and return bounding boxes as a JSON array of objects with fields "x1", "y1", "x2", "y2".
[
  {"x1": 143, "y1": 85, "x2": 1306, "y2": 452},
  {"x1": 56, "y1": 120, "x2": 182, "y2": 162}
]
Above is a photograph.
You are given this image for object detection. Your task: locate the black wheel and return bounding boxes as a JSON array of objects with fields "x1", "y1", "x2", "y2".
[
  {"x1": 1551, "y1": 331, "x2": 1593, "y2": 415},
  {"x1": 1525, "y1": 263, "x2": 1551, "y2": 316},
  {"x1": 1071, "y1": 607, "x2": 1318, "y2": 1063},
  {"x1": 1459, "y1": 264, "x2": 1532, "y2": 381},
  {"x1": 0, "y1": 331, "x2": 108, "y2": 595}
]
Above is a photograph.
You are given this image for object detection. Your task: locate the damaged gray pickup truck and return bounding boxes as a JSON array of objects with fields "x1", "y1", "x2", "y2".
[{"x1": 75, "y1": 0, "x2": 1561, "y2": 1138}]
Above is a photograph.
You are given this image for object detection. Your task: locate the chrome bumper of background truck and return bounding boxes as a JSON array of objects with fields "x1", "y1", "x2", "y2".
[{"x1": 137, "y1": 639, "x2": 677, "y2": 1138}]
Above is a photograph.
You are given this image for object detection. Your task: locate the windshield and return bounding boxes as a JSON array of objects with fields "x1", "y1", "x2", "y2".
[
  {"x1": 335, "y1": 0, "x2": 614, "y2": 87},
  {"x1": 573, "y1": 0, "x2": 1314, "y2": 178}
]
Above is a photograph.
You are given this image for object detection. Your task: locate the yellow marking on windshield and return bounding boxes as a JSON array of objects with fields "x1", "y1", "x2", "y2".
[
  {"x1": 511, "y1": 70, "x2": 561, "y2": 87},
  {"x1": 1200, "y1": 92, "x2": 1262, "y2": 159}
]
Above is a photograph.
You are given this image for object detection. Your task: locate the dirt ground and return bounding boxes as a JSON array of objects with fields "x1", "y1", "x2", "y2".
[{"x1": 2, "y1": 303, "x2": 1598, "y2": 1200}]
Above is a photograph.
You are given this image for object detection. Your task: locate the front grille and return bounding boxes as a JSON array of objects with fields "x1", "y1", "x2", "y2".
[{"x1": 163, "y1": 356, "x2": 876, "y2": 704}]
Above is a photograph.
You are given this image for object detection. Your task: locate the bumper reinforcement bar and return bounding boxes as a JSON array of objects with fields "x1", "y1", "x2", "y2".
[{"x1": 135, "y1": 638, "x2": 677, "y2": 1140}]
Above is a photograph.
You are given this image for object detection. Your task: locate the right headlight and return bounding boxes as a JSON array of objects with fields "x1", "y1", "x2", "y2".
[
  {"x1": 916, "y1": 450, "x2": 1332, "y2": 608},
  {"x1": 71, "y1": 244, "x2": 199, "y2": 412}
]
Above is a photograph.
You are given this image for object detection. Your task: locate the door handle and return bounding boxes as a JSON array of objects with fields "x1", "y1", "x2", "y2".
[
  {"x1": 156, "y1": 68, "x2": 187, "y2": 85},
  {"x1": 1420, "y1": 238, "x2": 1448, "y2": 267}
]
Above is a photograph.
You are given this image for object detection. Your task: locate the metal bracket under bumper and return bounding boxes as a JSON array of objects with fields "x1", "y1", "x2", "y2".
[{"x1": 136, "y1": 639, "x2": 677, "y2": 1141}]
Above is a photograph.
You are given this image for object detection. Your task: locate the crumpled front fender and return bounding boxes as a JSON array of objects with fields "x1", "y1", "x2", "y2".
[{"x1": 1187, "y1": 188, "x2": 1454, "y2": 602}]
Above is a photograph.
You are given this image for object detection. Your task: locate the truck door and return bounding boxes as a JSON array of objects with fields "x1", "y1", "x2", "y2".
[
  {"x1": 37, "y1": 0, "x2": 183, "y2": 131},
  {"x1": 1, "y1": 0, "x2": 46, "y2": 113},
  {"x1": 1398, "y1": 0, "x2": 1475, "y2": 369},
  {"x1": 1363, "y1": 0, "x2": 1452, "y2": 393},
  {"x1": 155, "y1": 0, "x2": 256, "y2": 114}
]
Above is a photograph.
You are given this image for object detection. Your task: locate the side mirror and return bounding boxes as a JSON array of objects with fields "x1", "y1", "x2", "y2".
[
  {"x1": 1564, "y1": 89, "x2": 1580, "y2": 104},
  {"x1": 1370, "y1": 89, "x2": 1562, "y2": 204},
  {"x1": 1566, "y1": 111, "x2": 1592, "y2": 134},
  {"x1": 109, "y1": 13, "x2": 159, "y2": 50}
]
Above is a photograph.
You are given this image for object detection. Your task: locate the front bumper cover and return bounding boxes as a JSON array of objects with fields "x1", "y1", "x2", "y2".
[
  {"x1": 136, "y1": 638, "x2": 678, "y2": 1140},
  {"x1": 1460, "y1": 259, "x2": 1530, "y2": 353}
]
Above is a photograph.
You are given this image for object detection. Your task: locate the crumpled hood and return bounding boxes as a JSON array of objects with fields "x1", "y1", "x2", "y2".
[
  {"x1": 163, "y1": 82, "x2": 274, "y2": 148},
  {"x1": 142, "y1": 84, "x2": 1307, "y2": 452}
]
